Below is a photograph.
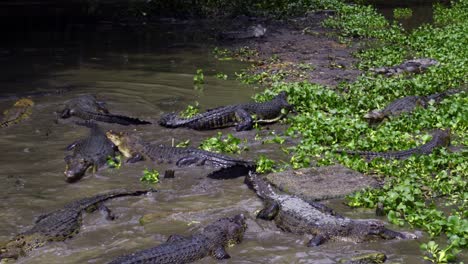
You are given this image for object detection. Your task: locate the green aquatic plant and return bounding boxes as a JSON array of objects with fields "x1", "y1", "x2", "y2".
[
  {"x1": 255, "y1": 155, "x2": 276, "y2": 173},
  {"x1": 180, "y1": 101, "x2": 200, "y2": 118},
  {"x1": 140, "y1": 169, "x2": 160, "y2": 184},
  {"x1": 216, "y1": 73, "x2": 228, "y2": 80},
  {"x1": 420, "y1": 240, "x2": 460, "y2": 263},
  {"x1": 393, "y1": 8, "x2": 412, "y2": 20},
  {"x1": 193, "y1": 69, "x2": 204, "y2": 85},
  {"x1": 175, "y1": 139, "x2": 191, "y2": 148},
  {"x1": 199, "y1": 132, "x2": 247, "y2": 154},
  {"x1": 106, "y1": 155, "x2": 122, "y2": 169}
]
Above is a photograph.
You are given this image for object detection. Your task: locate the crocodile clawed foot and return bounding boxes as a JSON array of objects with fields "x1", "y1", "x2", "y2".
[
  {"x1": 307, "y1": 235, "x2": 326, "y2": 247},
  {"x1": 98, "y1": 204, "x2": 116, "y2": 221}
]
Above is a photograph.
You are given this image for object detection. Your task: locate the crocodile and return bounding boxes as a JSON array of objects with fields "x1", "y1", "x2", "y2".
[
  {"x1": 105, "y1": 131, "x2": 255, "y2": 177},
  {"x1": 159, "y1": 91, "x2": 292, "y2": 131},
  {"x1": 365, "y1": 88, "x2": 466, "y2": 123},
  {"x1": 60, "y1": 94, "x2": 151, "y2": 126},
  {"x1": 370, "y1": 58, "x2": 439, "y2": 76},
  {"x1": 339, "y1": 252, "x2": 387, "y2": 264},
  {"x1": 0, "y1": 98, "x2": 34, "y2": 128},
  {"x1": 64, "y1": 122, "x2": 117, "y2": 183},
  {"x1": 218, "y1": 24, "x2": 267, "y2": 40},
  {"x1": 245, "y1": 172, "x2": 416, "y2": 246},
  {"x1": 0, "y1": 189, "x2": 154, "y2": 261},
  {"x1": 337, "y1": 129, "x2": 450, "y2": 161},
  {"x1": 108, "y1": 214, "x2": 246, "y2": 264}
]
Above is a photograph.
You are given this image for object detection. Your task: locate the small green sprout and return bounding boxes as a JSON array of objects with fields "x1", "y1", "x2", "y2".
[
  {"x1": 107, "y1": 155, "x2": 122, "y2": 169},
  {"x1": 193, "y1": 69, "x2": 204, "y2": 85},
  {"x1": 140, "y1": 168, "x2": 160, "y2": 184}
]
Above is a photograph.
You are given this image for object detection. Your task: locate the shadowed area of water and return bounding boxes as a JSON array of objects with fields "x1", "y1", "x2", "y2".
[{"x1": 0, "y1": 20, "x2": 455, "y2": 264}]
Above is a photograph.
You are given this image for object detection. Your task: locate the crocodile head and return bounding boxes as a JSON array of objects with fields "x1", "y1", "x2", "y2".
[
  {"x1": 275, "y1": 91, "x2": 295, "y2": 114},
  {"x1": 13, "y1": 98, "x2": 34, "y2": 108},
  {"x1": 106, "y1": 130, "x2": 141, "y2": 158},
  {"x1": 203, "y1": 214, "x2": 247, "y2": 247},
  {"x1": 0, "y1": 233, "x2": 46, "y2": 261},
  {"x1": 64, "y1": 154, "x2": 93, "y2": 183},
  {"x1": 364, "y1": 109, "x2": 385, "y2": 121}
]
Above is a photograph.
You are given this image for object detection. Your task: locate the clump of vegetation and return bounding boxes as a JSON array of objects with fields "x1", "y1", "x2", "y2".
[
  {"x1": 245, "y1": 0, "x2": 467, "y2": 261},
  {"x1": 393, "y1": 8, "x2": 413, "y2": 19},
  {"x1": 199, "y1": 132, "x2": 247, "y2": 154},
  {"x1": 140, "y1": 168, "x2": 160, "y2": 184},
  {"x1": 216, "y1": 73, "x2": 228, "y2": 80},
  {"x1": 175, "y1": 139, "x2": 191, "y2": 147},
  {"x1": 255, "y1": 155, "x2": 277, "y2": 173},
  {"x1": 180, "y1": 101, "x2": 200, "y2": 118},
  {"x1": 106, "y1": 155, "x2": 122, "y2": 169},
  {"x1": 193, "y1": 69, "x2": 204, "y2": 86}
]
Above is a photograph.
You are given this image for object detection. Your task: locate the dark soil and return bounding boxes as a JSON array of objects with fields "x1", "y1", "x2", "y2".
[{"x1": 217, "y1": 12, "x2": 361, "y2": 87}]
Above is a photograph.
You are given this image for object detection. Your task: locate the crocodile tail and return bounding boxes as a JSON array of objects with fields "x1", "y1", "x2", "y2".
[
  {"x1": 83, "y1": 111, "x2": 151, "y2": 126},
  {"x1": 74, "y1": 189, "x2": 156, "y2": 210},
  {"x1": 244, "y1": 171, "x2": 275, "y2": 200}
]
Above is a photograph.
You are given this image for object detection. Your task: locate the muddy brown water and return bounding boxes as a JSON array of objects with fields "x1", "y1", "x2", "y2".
[{"x1": 0, "y1": 24, "x2": 460, "y2": 263}]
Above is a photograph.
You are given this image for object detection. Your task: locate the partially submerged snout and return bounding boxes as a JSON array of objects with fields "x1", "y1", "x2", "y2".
[
  {"x1": 64, "y1": 155, "x2": 91, "y2": 183},
  {"x1": 225, "y1": 214, "x2": 247, "y2": 244}
]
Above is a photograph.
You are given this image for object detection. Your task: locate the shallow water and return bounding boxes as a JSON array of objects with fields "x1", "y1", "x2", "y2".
[{"x1": 0, "y1": 23, "x2": 464, "y2": 264}]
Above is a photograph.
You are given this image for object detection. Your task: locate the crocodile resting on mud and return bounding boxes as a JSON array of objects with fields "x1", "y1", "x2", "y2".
[
  {"x1": 0, "y1": 189, "x2": 154, "y2": 261},
  {"x1": 365, "y1": 88, "x2": 466, "y2": 123},
  {"x1": 60, "y1": 95, "x2": 151, "y2": 126},
  {"x1": 64, "y1": 122, "x2": 117, "y2": 183},
  {"x1": 108, "y1": 214, "x2": 246, "y2": 264},
  {"x1": 0, "y1": 98, "x2": 34, "y2": 128},
  {"x1": 337, "y1": 129, "x2": 450, "y2": 161},
  {"x1": 245, "y1": 172, "x2": 416, "y2": 246},
  {"x1": 106, "y1": 131, "x2": 255, "y2": 177},
  {"x1": 159, "y1": 91, "x2": 292, "y2": 131},
  {"x1": 370, "y1": 58, "x2": 439, "y2": 76}
]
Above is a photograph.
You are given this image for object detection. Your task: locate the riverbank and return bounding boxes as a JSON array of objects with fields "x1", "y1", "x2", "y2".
[{"x1": 212, "y1": 0, "x2": 466, "y2": 262}]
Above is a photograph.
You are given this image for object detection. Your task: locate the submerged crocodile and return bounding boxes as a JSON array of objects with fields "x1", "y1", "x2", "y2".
[
  {"x1": 370, "y1": 58, "x2": 439, "y2": 76},
  {"x1": 365, "y1": 88, "x2": 466, "y2": 123},
  {"x1": 337, "y1": 129, "x2": 450, "y2": 161},
  {"x1": 0, "y1": 189, "x2": 154, "y2": 261},
  {"x1": 106, "y1": 131, "x2": 255, "y2": 177},
  {"x1": 108, "y1": 214, "x2": 246, "y2": 264},
  {"x1": 60, "y1": 95, "x2": 151, "y2": 126},
  {"x1": 64, "y1": 122, "x2": 117, "y2": 183},
  {"x1": 159, "y1": 91, "x2": 292, "y2": 131},
  {"x1": 245, "y1": 172, "x2": 416, "y2": 246},
  {"x1": 218, "y1": 24, "x2": 267, "y2": 40},
  {"x1": 0, "y1": 98, "x2": 34, "y2": 128}
]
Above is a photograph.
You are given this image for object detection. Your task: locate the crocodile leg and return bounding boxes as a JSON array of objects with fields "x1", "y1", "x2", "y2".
[
  {"x1": 166, "y1": 234, "x2": 187, "y2": 243},
  {"x1": 126, "y1": 153, "x2": 144, "y2": 163},
  {"x1": 235, "y1": 108, "x2": 254, "y2": 131},
  {"x1": 98, "y1": 203, "x2": 116, "y2": 221},
  {"x1": 307, "y1": 234, "x2": 327, "y2": 247},
  {"x1": 212, "y1": 246, "x2": 231, "y2": 260},
  {"x1": 257, "y1": 199, "x2": 279, "y2": 220},
  {"x1": 60, "y1": 108, "x2": 71, "y2": 118},
  {"x1": 65, "y1": 141, "x2": 80, "y2": 151},
  {"x1": 96, "y1": 101, "x2": 109, "y2": 114}
]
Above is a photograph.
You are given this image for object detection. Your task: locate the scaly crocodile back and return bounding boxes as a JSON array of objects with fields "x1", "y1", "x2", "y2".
[
  {"x1": 158, "y1": 91, "x2": 291, "y2": 129},
  {"x1": 108, "y1": 214, "x2": 246, "y2": 264},
  {"x1": 73, "y1": 122, "x2": 115, "y2": 166},
  {"x1": 75, "y1": 110, "x2": 151, "y2": 126},
  {"x1": 3, "y1": 189, "x2": 154, "y2": 259}
]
